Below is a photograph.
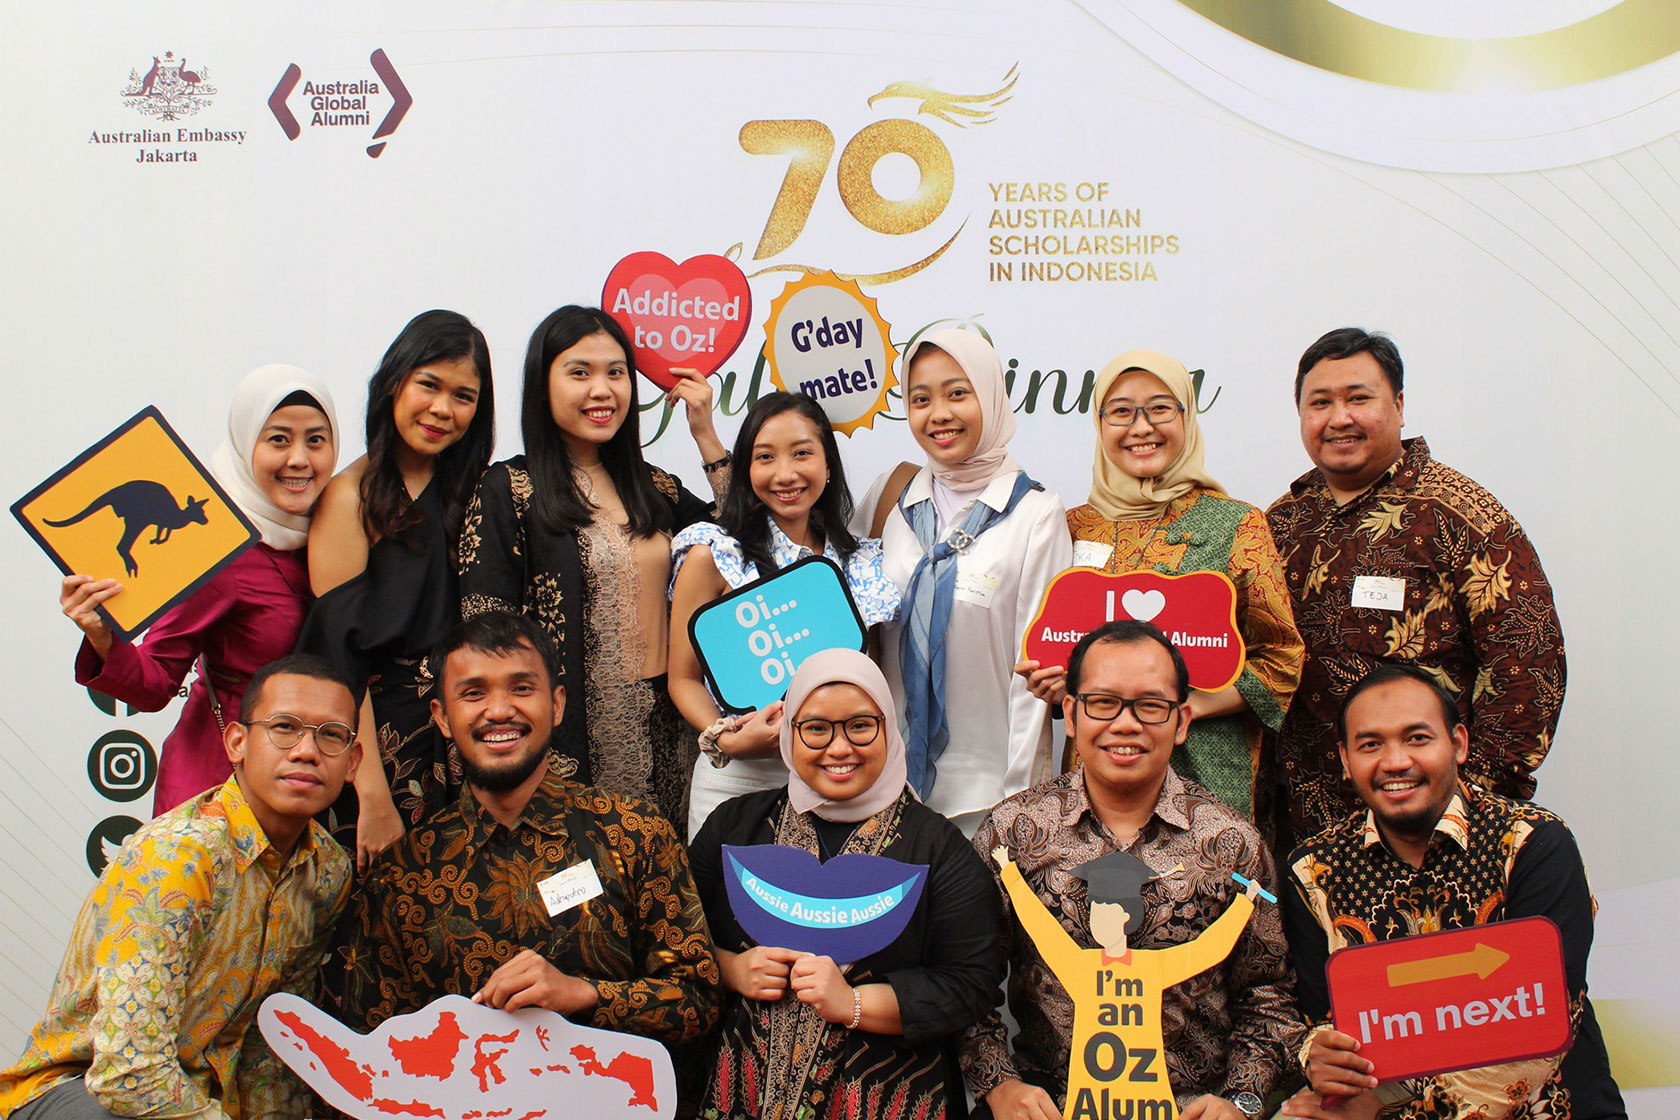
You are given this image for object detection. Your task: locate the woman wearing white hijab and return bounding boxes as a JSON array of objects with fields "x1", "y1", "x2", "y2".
[
  {"x1": 688, "y1": 648, "x2": 1003, "y2": 1120},
  {"x1": 853, "y1": 327, "x2": 1072, "y2": 834},
  {"x1": 58, "y1": 365, "x2": 338, "y2": 813}
]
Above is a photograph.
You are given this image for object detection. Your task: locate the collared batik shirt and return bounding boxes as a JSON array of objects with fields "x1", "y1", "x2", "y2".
[
  {"x1": 0, "y1": 778, "x2": 352, "y2": 1120},
  {"x1": 1266, "y1": 438, "x2": 1566, "y2": 842},
  {"x1": 959, "y1": 768, "x2": 1303, "y2": 1109},
  {"x1": 339, "y1": 767, "x2": 720, "y2": 1044},
  {"x1": 1284, "y1": 786, "x2": 1624, "y2": 1119}
]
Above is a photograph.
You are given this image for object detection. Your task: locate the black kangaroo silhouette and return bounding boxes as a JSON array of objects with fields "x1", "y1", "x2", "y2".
[{"x1": 45, "y1": 480, "x2": 209, "y2": 577}]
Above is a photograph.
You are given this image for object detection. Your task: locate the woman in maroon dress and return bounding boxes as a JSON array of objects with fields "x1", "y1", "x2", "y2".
[{"x1": 58, "y1": 364, "x2": 338, "y2": 815}]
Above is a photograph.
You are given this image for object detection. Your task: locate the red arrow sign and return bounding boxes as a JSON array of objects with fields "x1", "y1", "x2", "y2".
[{"x1": 1326, "y1": 917, "x2": 1572, "y2": 1084}]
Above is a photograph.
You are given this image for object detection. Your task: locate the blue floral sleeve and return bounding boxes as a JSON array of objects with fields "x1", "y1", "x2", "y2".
[{"x1": 843, "y1": 537, "x2": 902, "y2": 625}]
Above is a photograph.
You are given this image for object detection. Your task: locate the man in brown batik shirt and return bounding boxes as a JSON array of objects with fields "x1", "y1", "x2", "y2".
[
  {"x1": 1266, "y1": 327, "x2": 1565, "y2": 846},
  {"x1": 340, "y1": 611, "x2": 720, "y2": 1046}
]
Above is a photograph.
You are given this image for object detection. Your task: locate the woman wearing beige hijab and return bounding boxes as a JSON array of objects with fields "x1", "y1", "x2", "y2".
[
  {"x1": 687, "y1": 648, "x2": 1003, "y2": 1120},
  {"x1": 1019, "y1": 349, "x2": 1302, "y2": 824}
]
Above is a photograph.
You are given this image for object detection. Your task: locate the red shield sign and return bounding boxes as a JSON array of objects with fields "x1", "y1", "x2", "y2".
[
  {"x1": 1326, "y1": 917, "x2": 1573, "y2": 1083},
  {"x1": 1021, "y1": 568, "x2": 1244, "y2": 692}
]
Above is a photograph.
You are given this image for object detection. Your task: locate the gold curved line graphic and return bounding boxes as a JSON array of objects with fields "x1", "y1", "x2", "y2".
[
  {"x1": 745, "y1": 219, "x2": 967, "y2": 285},
  {"x1": 1175, "y1": 0, "x2": 1680, "y2": 92}
]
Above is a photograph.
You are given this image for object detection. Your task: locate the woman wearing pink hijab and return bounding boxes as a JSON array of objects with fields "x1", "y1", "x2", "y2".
[
  {"x1": 853, "y1": 327, "x2": 1072, "y2": 835},
  {"x1": 688, "y1": 648, "x2": 1003, "y2": 1120}
]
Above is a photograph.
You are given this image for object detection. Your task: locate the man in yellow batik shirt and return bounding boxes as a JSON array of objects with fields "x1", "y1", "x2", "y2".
[{"x1": 0, "y1": 654, "x2": 361, "y2": 1120}]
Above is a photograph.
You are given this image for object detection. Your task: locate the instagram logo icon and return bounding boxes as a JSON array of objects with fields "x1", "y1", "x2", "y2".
[{"x1": 87, "y1": 730, "x2": 156, "y2": 803}]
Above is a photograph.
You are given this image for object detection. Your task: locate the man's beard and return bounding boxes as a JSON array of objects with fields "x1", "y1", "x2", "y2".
[{"x1": 460, "y1": 727, "x2": 550, "y2": 793}]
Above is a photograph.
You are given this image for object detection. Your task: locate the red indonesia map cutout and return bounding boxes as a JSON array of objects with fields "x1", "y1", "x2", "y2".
[
  {"x1": 1021, "y1": 569, "x2": 1244, "y2": 691},
  {"x1": 602, "y1": 251, "x2": 752, "y2": 390},
  {"x1": 259, "y1": 992, "x2": 676, "y2": 1120},
  {"x1": 1326, "y1": 918, "x2": 1573, "y2": 1083}
]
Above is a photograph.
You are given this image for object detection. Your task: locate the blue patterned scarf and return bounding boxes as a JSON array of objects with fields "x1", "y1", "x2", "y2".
[{"x1": 898, "y1": 470, "x2": 1038, "y2": 796}]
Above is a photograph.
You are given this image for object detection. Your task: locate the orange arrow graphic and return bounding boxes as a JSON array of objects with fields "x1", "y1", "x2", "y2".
[{"x1": 1387, "y1": 942, "x2": 1510, "y2": 987}]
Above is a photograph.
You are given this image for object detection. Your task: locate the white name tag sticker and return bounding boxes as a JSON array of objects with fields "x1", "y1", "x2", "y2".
[
  {"x1": 537, "y1": 861, "x2": 604, "y2": 918},
  {"x1": 954, "y1": 569, "x2": 1000, "y2": 607},
  {"x1": 1351, "y1": 575, "x2": 1407, "y2": 612},
  {"x1": 1071, "y1": 540, "x2": 1114, "y2": 569}
]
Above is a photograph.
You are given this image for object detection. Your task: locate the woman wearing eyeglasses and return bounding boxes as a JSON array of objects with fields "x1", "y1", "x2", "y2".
[
  {"x1": 687, "y1": 648, "x2": 1003, "y2": 1120},
  {"x1": 1018, "y1": 350, "x2": 1303, "y2": 825}
]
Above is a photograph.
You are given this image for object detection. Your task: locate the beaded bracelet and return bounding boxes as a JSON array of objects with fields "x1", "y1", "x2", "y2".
[{"x1": 846, "y1": 987, "x2": 863, "y2": 1030}]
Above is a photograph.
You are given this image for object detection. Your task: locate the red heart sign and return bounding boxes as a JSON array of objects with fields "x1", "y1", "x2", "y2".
[
  {"x1": 602, "y1": 251, "x2": 752, "y2": 390},
  {"x1": 1021, "y1": 568, "x2": 1245, "y2": 692}
]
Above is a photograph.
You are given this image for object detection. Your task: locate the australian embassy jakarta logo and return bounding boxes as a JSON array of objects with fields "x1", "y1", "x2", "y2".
[
  {"x1": 121, "y1": 51, "x2": 215, "y2": 120},
  {"x1": 91, "y1": 49, "x2": 246, "y2": 163}
]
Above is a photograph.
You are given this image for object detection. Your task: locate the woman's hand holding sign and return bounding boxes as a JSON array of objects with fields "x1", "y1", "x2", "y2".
[
  {"x1": 717, "y1": 701, "x2": 784, "y2": 760},
  {"x1": 1013, "y1": 658, "x2": 1067, "y2": 706},
  {"x1": 61, "y1": 574, "x2": 120, "y2": 659},
  {"x1": 719, "y1": 945, "x2": 801, "y2": 1002},
  {"x1": 665, "y1": 368, "x2": 727, "y2": 466}
]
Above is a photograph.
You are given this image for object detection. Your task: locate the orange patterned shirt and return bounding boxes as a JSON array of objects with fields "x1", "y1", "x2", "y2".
[{"x1": 0, "y1": 778, "x2": 351, "y2": 1120}]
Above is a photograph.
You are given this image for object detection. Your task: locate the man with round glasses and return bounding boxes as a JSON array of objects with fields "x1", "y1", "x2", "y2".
[
  {"x1": 0, "y1": 654, "x2": 361, "y2": 1120},
  {"x1": 962, "y1": 620, "x2": 1299, "y2": 1120}
]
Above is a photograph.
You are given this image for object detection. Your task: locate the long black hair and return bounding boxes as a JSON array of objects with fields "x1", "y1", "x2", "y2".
[
  {"x1": 360, "y1": 309, "x2": 495, "y2": 545},
  {"x1": 521, "y1": 305, "x2": 671, "y2": 536},
  {"x1": 717, "y1": 391, "x2": 857, "y2": 575}
]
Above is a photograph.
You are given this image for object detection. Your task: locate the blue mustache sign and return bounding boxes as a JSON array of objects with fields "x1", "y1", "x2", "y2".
[
  {"x1": 723, "y1": 844, "x2": 929, "y2": 963},
  {"x1": 689, "y1": 556, "x2": 867, "y2": 714}
]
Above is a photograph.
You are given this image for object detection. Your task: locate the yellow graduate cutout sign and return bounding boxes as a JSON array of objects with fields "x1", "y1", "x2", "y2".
[
  {"x1": 996, "y1": 848, "x2": 1260, "y2": 1120},
  {"x1": 12, "y1": 407, "x2": 257, "y2": 640}
]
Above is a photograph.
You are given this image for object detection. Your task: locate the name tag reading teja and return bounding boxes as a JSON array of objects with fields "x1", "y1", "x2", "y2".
[
  {"x1": 1351, "y1": 575, "x2": 1407, "y2": 612},
  {"x1": 538, "y1": 860, "x2": 604, "y2": 918}
]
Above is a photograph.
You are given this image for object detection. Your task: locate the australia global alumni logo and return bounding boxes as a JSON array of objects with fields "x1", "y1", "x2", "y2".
[{"x1": 269, "y1": 49, "x2": 413, "y2": 158}]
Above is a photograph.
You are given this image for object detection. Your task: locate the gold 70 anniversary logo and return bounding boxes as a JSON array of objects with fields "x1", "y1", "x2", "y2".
[{"x1": 736, "y1": 66, "x2": 1016, "y2": 284}]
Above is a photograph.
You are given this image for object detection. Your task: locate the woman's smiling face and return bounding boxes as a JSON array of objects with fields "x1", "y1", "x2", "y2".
[
  {"x1": 905, "y1": 347, "x2": 983, "y2": 466},
  {"x1": 790, "y1": 683, "x2": 887, "y2": 803},
  {"x1": 1099, "y1": 369, "x2": 1185, "y2": 480},
  {"x1": 250, "y1": 403, "x2": 334, "y2": 515}
]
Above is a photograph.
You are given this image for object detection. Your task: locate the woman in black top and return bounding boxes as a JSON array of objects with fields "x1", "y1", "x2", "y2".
[
  {"x1": 457, "y1": 305, "x2": 727, "y2": 834},
  {"x1": 689, "y1": 648, "x2": 1004, "y2": 1120},
  {"x1": 299, "y1": 309, "x2": 494, "y2": 864}
]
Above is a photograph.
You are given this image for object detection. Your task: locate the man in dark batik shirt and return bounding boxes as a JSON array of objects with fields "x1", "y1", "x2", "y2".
[
  {"x1": 340, "y1": 611, "x2": 720, "y2": 1045},
  {"x1": 1281, "y1": 664, "x2": 1623, "y2": 1120},
  {"x1": 962, "y1": 621, "x2": 1302, "y2": 1120},
  {"x1": 1266, "y1": 327, "x2": 1565, "y2": 845}
]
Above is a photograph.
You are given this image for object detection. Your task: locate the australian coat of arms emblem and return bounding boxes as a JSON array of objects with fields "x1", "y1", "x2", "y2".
[{"x1": 122, "y1": 51, "x2": 216, "y2": 120}]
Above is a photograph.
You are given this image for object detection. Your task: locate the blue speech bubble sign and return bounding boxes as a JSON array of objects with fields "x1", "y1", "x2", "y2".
[
  {"x1": 722, "y1": 844, "x2": 928, "y2": 963},
  {"x1": 689, "y1": 556, "x2": 867, "y2": 714}
]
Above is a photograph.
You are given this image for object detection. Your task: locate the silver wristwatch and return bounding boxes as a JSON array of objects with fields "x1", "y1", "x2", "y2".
[{"x1": 1231, "y1": 1091, "x2": 1263, "y2": 1118}]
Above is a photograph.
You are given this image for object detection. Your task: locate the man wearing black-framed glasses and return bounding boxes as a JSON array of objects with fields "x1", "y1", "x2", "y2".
[
  {"x1": 0, "y1": 654, "x2": 361, "y2": 1120},
  {"x1": 962, "y1": 620, "x2": 1299, "y2": 1120}
]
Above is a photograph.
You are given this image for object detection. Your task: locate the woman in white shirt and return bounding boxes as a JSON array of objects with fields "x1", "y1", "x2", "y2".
[{"x1": 854, "y1": 327, "x2": 1071, "y2": 835}]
